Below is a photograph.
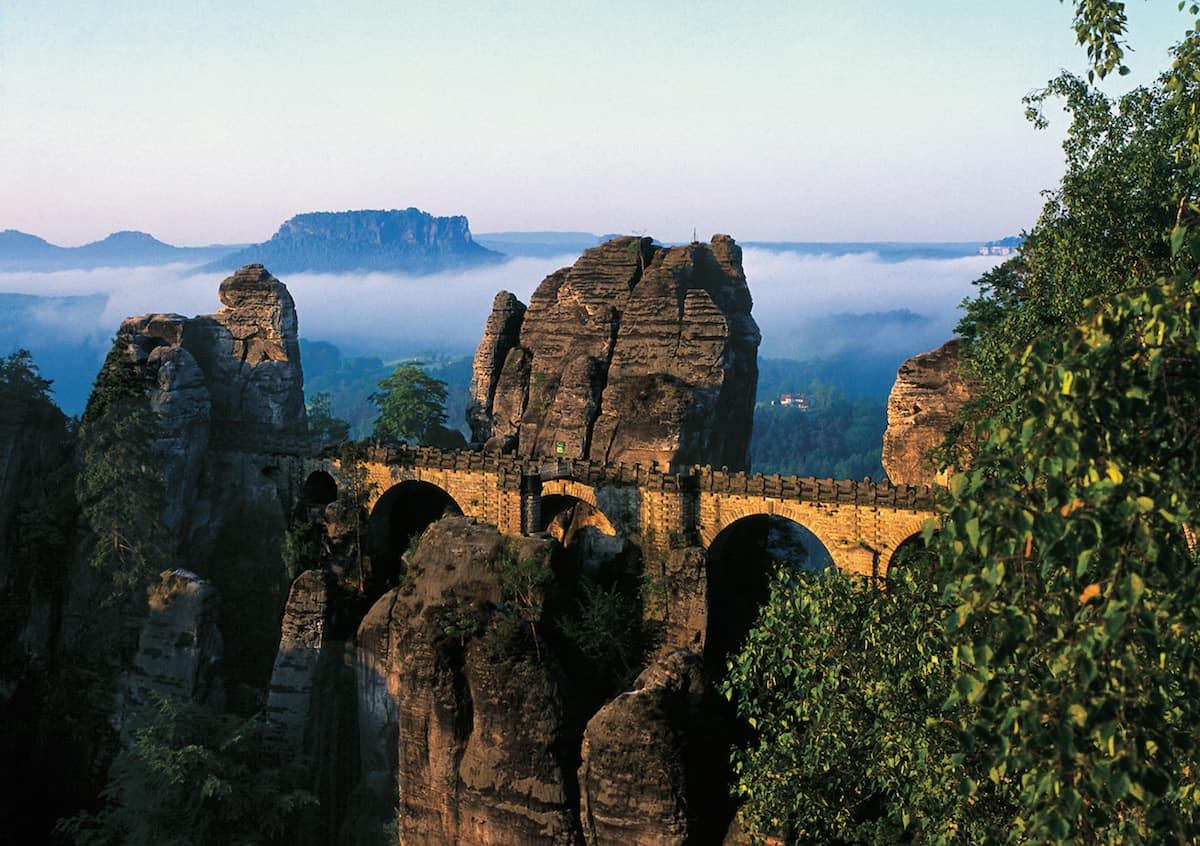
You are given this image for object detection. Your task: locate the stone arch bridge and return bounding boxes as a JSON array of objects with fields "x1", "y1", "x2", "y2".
[{"x1": 303, "y1": 444, "x2": 937, "y2": 579}]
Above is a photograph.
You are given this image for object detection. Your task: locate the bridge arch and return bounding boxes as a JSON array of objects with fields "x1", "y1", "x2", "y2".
[
  {"x1": 700, "y1": 492, "x2": 933, "y2": 578},
  {"x1": 703, "y1": 513, "x2": 834, "y2": 669},
  {"x1": 878, "y1": 515, "x2": 935, "y2": 580},
  {"x1": 884, "y1": 531, "x2": 937, "y2": 586},
  {"x1": 700, "y1": 501, "x2": 841, "y2": 568},
  {"x1": 367, "y1": 480, "x2": 463, "y2": 593},
  {"x1": 300, "y1": 470, "x2": 338, "y2": 506}
]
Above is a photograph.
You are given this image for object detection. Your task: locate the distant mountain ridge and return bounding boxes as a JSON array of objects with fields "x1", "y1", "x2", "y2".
[
  {"x1": 0, "y1": 229, "x2": 236, "y2": 271},
  {"x1": 198, "y1": 208, "x2": 504, "y2": 275},
  {"x1": 474, "y1": 231, "x2": 603, "y2": 258}
]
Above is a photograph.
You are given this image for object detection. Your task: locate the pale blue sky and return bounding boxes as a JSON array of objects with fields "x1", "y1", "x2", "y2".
[{"x1": 0, "y1": 1, "x2": 1191, "y2": 246}]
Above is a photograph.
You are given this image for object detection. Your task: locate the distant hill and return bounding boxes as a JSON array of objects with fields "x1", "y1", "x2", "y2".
[
  {"x1": 474, "y1": 231, "x2": 603, "y2": 258},
  {"x1": 198, "y1": 208, "x2": 504, "y2": 275},
  {"x1": 0, "y1": 229, "x2": 237, "y2": 271}
]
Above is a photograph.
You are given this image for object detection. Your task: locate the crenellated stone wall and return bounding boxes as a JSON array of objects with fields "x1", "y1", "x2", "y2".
[{"x1": 304, "y1": 445, "x2": 935, "y2": 583}]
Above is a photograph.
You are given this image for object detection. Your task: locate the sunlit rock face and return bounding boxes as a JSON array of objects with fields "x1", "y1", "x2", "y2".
[
  {"x1": 882, "y1": 338, "x2": 973, "y2": 486},
  {"x1": 352, "y1": 517, "x2": 579, "y2": 846},
  {"x1": 467, "y1": 235, "x2": 760, "y2": 472}
]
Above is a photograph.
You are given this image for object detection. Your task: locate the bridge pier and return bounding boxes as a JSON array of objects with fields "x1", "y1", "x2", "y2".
[{"x1": 520, "y1": 472, "x2": 542, "y2": 536}]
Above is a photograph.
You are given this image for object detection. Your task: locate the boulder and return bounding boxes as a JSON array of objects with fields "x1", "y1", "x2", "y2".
[{"x1": 578, "y1": 650, "x2": 721, "y2": 845}]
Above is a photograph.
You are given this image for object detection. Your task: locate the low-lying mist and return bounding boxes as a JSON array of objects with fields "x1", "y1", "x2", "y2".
[{"x1": 0, "y1": 247, "x2": 1003, "y2": 415}]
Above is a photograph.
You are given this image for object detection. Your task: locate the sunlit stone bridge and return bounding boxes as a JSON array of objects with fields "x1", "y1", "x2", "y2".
[{"x1": 297, "y1": 444, "x2": 937, "y2": 580}]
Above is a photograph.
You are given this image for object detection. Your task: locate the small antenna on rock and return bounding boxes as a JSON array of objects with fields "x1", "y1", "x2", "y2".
[{"x1": 692, "y1": 227, "x2": 697, "y2": 244}]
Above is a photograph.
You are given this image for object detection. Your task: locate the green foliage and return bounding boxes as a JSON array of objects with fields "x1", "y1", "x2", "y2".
[
  {"x1": 751, "y1": 379, "x2": 886, "y2": 479},
  {"x1": 0, "y1": 349, "x2": 76, "y2": 598},
  {"x1": 305, "y1": 391, "x2": 350, "y2": 444},
  {"x1": 934, "y1": 273, "x2": 1200, "y2": 843},
  {"x1": 369, "y1": 363, "x2": 449, "y2": 444},
  {"x1": 331, "y1": 442, "x2": 378, "y2": 593},
  {"x1": 497, "y1": 542, "x2": 552, "y2": 660},
  {"x1": 281, "y1": 519, "x2": 322, "y2": 582},
  {"x1": 300, "y1": 340, "x2": 473, "y2": 440},
  {"x1": 556, "y1": 574, "x2": 658, "y2": 694},
  {"x1": 960, "y1": 68, "x2": 1195, "y2": 419},
  {"x1": 0, "y1": 347, "x2": 55, "y2": 408},
  {"x1": 57, "y1": 693, "x2": 315, "y2": 846},
  {"x1": 723, "y1": 564, "x2": 1011, "y2": 844},
  {"x1": 726, "y1": 10, "x2": 1200, "y2": 845},
  {"x1": 498, "y1": 543, "x2": 552, "y2": 626},
  {"x1": 436, "y1": 600, "x2": 486, "y2": 646},
  {"x1": 1064, "y1": 0, "x2": 1131, "y2": 82},
  {"x1": 76, "y1": 339, "x2": 171, "y2": 604}
]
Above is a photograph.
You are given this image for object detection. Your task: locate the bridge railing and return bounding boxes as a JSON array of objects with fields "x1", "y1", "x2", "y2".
[
  {"x1": 342, "y1": 442, "x2": 938, "y2": 511},
  {"x1": 690, "y1": 465, "x2": 937, "y2": 509}
]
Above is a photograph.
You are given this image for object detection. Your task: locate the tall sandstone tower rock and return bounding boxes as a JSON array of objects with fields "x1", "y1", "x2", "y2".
[
  {"x1": 468, "y1": 235, "x2": 761, "y2": 471},
  {"x1": 109, "y1": 263, "x2": 310, "y2": 695}
]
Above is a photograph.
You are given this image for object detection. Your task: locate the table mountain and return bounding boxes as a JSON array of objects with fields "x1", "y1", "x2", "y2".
[{"x1": 199, "y1": 208, "x2": 504, "y2": 275}]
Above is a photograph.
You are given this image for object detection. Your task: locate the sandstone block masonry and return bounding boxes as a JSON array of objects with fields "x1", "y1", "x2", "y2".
[{"x1": 313, "y1": 445, "x2": 935, "y2": 582}]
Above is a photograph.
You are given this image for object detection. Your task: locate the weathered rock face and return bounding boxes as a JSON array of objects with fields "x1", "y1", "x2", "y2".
[
  {"x1": 187, "y1": 264, "x2": 306, "y2": 427},
  {"x1": 578, "y1": 650, "x2": 712, "y2": 846},
  {"x1": 467, "y1": 291, "x2": 527, "y2": 445},
  {"x1": 112, "y1": 569, "x2": 224, "y2": 732},
  {"x1": 354, "y1": 517, "x2": 579, "y2": 846},
  {"x1": 467, "y1": 235, "x2": 760, "y2": 472},
  {"x1": 882, "y1": 338, "x2": 973, "y2": 486},
  {"x1": 265, "y1": 569, "x2": 334, "y2": 747},
  {"x1": 109, "y1": 264, "x2": 312, "y2": 696}
]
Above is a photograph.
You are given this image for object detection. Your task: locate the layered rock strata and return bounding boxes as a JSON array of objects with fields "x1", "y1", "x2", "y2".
[
  {"x1": 882, "y1": 338, "x2": 973, "y2": 486},
  {"x1": 578, "y1": 650, "x2": 714, "y2": 846},
  {"x1": 354, "y1": 517, "x2": 578, "y2": 845},
  {"x1": 467, "y1": 235, "x2": 760, "y2": 472},
  {"x1": 110, "y1": 264, "x2": 311, "y2": 695},
  {"x1": 112, "y1": 569, "x2": 224, "y2": 731}
]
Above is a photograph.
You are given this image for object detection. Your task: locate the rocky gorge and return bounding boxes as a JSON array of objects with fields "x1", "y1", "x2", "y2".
[{"x1": 0, "y1": 235, "x2": 964, "y2": 843}]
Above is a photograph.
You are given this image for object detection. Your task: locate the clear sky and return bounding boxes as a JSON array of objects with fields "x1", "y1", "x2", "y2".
[{"x1": 0, "y1": 1, "x2": 1191, "y2": 246}]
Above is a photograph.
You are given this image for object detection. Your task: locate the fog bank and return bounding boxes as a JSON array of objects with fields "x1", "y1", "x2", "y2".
[{"x1": 0, "y1": 247, "x2": 1003, "y2": 414}]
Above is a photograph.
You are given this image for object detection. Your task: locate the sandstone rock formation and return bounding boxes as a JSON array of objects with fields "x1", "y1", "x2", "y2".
[
  {"x1": 112, "y1": 569, "x2": 224, "y2": 731},
  {"x1": 265, "y1": 569, "x2": 335, "y2": 747},
  {"x1": 111, "y1": 264, "x2": 313, "y2": 696},
  {"x1": 882, "y1": 338, "x2": 973, "y2": 486},
  {"x1": 467, "y1": 235, "x2": 760, "y2": 472},
  {"x1": 354, "y1": 517, "x2": 579, "y2": 845},
  {"x1": 578, "y1": 650, "x2": 716, "y2": 846}
]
